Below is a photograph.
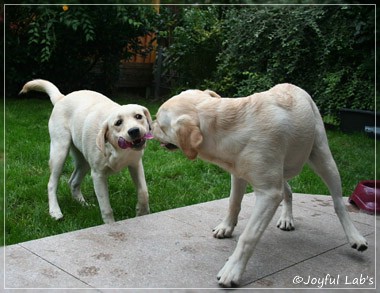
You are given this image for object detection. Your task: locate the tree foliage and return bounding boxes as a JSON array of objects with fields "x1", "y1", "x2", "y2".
[
  {"x1": 5, "y1": 4, "x2": 375, "y2": 116},
  {"x1": 5, "y1": 5, "x2": 157, "y2": 95},
  {"x1": 159, "y1": 6, "x2": 222, "y2": 90}
]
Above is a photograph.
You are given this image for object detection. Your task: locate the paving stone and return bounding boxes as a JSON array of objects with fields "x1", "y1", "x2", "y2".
[
  {"x1": 246, "y1": 233, "x2": 376, "y2": 289},
  {"x1": 3, "y1": 194, "x2": 376, "y2": 290},
  {"x1": 4, "y1": 245, "x2": 90, "y2": 289}
]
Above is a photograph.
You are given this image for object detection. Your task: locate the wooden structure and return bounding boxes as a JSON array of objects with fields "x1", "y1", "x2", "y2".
[
  {"x1": 117, "y1": 1, "x2": 159, "y2": 89},
  {"x1": 117, "y1": 34, "x2": 157, "y2": 88}
]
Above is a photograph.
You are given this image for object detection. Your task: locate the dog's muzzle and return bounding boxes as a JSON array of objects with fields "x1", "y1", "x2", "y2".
[{"x1": 118, "y1": 133, "x2": 153, "y2": 150}]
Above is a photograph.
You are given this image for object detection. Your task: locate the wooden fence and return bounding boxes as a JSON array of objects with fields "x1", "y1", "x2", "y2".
[
  {"x1": 117, "y1": 33, "x2": 157, "y2": 88},
  {"x1": 117, "y1": 1, "x2": 160, "y2": 90}
]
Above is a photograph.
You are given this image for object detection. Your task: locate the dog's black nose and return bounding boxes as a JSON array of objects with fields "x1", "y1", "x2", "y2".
[{"x1": 128, "y1": 127, "x2": 140, "y2": 139}]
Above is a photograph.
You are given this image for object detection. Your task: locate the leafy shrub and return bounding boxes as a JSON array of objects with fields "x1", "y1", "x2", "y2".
[
  {"x1": 161, "y1": 5, "x2": 374, "y2": 116},
  {"x1": 313, "y1": 6, "x2": 375, "y2": 113},
  {"x1": 158, "y1": 6, "x2": 222, "y2": 92},
  {"x1": 206, "y1": 6, "x2": 375, "y2": 115}
]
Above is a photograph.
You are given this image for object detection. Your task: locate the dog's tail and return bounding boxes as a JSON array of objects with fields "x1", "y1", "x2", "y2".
[{"x1": 19, "y1": 79, "x2": 64, "y2": 106}]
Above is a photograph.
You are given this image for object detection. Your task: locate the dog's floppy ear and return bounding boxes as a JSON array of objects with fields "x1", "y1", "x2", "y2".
[
  {"x1": 143, "y1": 107, "x2": 153, "y2": 131},
  {"x1": 176, "y1": 115, "x2": 203, "y2": 160},
  {"x1": 96, "y1": 121, "x2": 108, "y2": 156}
]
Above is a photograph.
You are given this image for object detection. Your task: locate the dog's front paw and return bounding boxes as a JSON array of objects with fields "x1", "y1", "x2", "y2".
[
  {"x1": 77, "y1": 198, "x2": 95, "y2": 208},
  {"x1": 72, "y1": 192, "x2": 88, "y2": 206},
  {"x1": 349, "y1": 234, "x2": 368, "y2": 252},
  {"x1": 276, "y1": 216, "x2": 295, "y2": 231},
  {"x1": 102, "y1": 211, "x2": 115, "y2": 224},
  {"x1": 213, "y1": 220, "x2": 235, "y2": 239},
  {"x1": 49, "y1": 209, "x2": 64, "y2": 221},
  {"x1": 217, "y1": 258, "x2": 243, "y2": 287},
  {"x1": 136, "y1": 204, "x2": 150, "y2": 216}
]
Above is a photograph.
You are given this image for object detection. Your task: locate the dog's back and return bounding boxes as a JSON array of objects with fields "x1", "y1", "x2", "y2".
[
  {"x1": 20, "y1": 79, "x2": 118, "y2": 135},
  {"x1": 20, "y1": 79, "x2": 117, "y2": 110}
]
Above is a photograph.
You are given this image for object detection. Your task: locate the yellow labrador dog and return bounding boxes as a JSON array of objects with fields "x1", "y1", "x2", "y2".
[
  {"x1": 152, "y1": 83, "x2": 368, "y2": 287},
  {"x1": 20, "y1": 79, "x2": 153, "y2": 224}
]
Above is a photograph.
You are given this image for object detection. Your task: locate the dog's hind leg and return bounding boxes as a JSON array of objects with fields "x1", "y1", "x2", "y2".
[
  {"x1": 213, "y1": 175, "x2": 247, "y2": 238},
  {"x1": 48, "y1": 135, "x2": 71, "y2": 220},
  {"x1": 69, "y1": 146, "x2": 90, "y2": 205},
  {"x1": 276, "y1": 182, "x2": 295, "y2": 231},
  {"x1": 308, "y1": 129, "x2": 368, "y2": 252}
]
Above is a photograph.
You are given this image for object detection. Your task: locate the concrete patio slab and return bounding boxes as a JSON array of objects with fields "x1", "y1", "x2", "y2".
[{"x1": 2, "y1": 193, "x2": 377, "y2": 291}]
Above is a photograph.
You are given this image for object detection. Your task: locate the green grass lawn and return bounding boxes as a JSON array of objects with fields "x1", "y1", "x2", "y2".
[{"x1": 3, "y1": 95, "x2": 377, "y2": 245}]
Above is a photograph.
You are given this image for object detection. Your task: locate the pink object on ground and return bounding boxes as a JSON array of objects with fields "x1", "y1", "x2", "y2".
[{"x1": 349, "y1": 180, "x2": 380, "y2": 214}]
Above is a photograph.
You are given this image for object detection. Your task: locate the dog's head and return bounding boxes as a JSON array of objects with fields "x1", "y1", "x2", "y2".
[
  {"x1": 152, "y1": 89, "x2": 220, "y2": 160},
  {"x1": 96, "y1": 104, "x2": 153, "y2": 155}
]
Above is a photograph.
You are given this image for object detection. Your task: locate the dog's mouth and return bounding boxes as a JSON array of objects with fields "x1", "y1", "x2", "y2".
[
  {"x1": 161, "y1": 142, "x2": 179, "y2": 151},
  {"x1": 118, "y1": 133, "x2": 153, "y2": 150}
]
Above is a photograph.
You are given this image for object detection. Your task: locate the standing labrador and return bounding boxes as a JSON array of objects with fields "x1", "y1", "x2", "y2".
[
  {"x1": 20, "y1": 79, "x2": 152, "y2": 224},
  {"x1": 152, "y1": 83, "x2": 368, "y2": 287}
]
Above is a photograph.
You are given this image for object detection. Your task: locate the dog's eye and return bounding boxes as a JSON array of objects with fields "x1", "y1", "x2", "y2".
[
  {"x1": 115, "y1": 119, "x2": 123, "y2": 126},
  {"x1": 135, "y1": 114, "x2": 143, "y2": 120}
]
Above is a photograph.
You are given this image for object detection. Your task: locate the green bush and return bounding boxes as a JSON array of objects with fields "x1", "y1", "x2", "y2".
[
  {"x1": 158, "y1": 6, "x2": 222, "y2": 92},
  {"x1": 211, "y1": 6, "x2": 374, "y2": 114},
  {"x1": 161, "y1": 6, "x2": 375, "y2": 116}
]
